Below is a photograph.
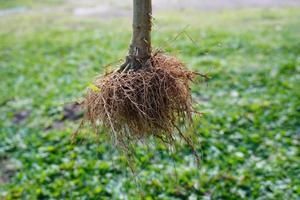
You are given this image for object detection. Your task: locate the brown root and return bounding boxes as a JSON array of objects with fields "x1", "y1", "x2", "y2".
[{"x1": 80, "y1": 52, "x2": 204, "y2": 164}]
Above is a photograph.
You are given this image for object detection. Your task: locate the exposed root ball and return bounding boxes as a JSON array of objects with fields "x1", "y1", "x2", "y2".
[{"x1": 83, "y1": 53, "x2": 199, "y2": 147}]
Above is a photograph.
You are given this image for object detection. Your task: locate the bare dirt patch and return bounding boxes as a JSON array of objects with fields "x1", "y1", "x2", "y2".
[
  {"x1": 44, "y1": 103, "x2": 82, "y2": 131},
  {"x1": 13, "y1": 110, "x2": 31, "y2": 124},
  {"x1": 71, "y1": 0, "x2": 300, "y2": 18},
  {"x1": 1, "y1": 0, "x2": 299, "y2": 18},
  {"x1": 0, "y1": 159, "x2": 17, "y2": 185}
]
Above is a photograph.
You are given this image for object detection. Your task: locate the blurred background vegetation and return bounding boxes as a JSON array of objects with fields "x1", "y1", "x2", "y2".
[{"x1": 0, "y1": 0, "x2": 299, "y2": 199}]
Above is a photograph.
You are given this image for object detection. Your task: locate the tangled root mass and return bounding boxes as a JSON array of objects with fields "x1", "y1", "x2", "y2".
[{"x1": 82, "y1": 52, "x2": 201, "y2": 161}]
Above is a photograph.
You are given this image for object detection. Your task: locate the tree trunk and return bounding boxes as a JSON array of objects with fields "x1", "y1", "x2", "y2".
[
  {"x1": 130, "y1": 0, "x2": 152, "y2": 60},
  {"x1": 119, "y1": 0, "x2": 152, "y2": 72}
]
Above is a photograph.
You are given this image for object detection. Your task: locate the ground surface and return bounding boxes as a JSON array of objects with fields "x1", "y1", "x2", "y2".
[
  {"x1": 1, "y1": 0, "x2": 300, "y2": 18},
  {"x1": 0, "y1": 0, "x2": 300, "y2": 199}
]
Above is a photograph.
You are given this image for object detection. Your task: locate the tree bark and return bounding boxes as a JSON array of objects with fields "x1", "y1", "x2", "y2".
[{"x1": 119, "y1": 0, "x2": 152, "y2": 72}]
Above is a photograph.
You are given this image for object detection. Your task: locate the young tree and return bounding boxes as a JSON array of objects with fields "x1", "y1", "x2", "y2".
[{"x1": 80, "y1": 0, "x2": 202, "y2": 165}]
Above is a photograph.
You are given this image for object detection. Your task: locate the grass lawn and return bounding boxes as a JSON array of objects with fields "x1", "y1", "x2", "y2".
[{"x1": 0, "y1": 2, "x2": 300, "y2": 199}]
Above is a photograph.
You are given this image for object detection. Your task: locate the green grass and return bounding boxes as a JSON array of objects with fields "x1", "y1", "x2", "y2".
[
  {"x1": 0, "y1": 5, "x2": 300, "y2": 200},
  {"x1": 0, "y1": 0, "x2": 62, "y2": 9}
]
